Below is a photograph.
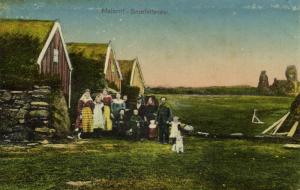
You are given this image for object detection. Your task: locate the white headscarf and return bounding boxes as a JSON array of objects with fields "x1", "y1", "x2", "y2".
[{"x1": 80, "y1": 91, "x2": 93, "y2": 103}]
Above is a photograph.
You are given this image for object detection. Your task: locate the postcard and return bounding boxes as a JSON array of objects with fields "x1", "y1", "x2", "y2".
[{"x1": 0, "y1": 0, "x2": 299, "y2": 189}]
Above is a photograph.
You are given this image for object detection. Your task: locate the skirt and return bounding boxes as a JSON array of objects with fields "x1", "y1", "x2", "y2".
[
  {"x1": 104, "y1": 105, "x2": 112, "y2": 131},
  {"x1": 82, "y1": 107, "x2": 93, "y2": 133},
  {"x1": 149, "y1": 128, "x2": 157, "y2": 139}
]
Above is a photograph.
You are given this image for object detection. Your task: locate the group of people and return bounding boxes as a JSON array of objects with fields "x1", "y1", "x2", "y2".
[{"x1": 75, "y1": 89, "x2": 187, "y2": 153}]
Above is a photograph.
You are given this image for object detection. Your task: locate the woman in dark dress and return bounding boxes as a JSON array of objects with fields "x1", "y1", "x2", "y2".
[
  {"x1": 114, "y1": 109, "x2": 128, "y2": 137},
  {"x1": 144, "y1": 96, "x2": 158, "y2": 139}
]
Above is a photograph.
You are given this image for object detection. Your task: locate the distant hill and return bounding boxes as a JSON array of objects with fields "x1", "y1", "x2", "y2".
[{"x1": 146, "y1": 85, "x2": 259, "y2": 95}]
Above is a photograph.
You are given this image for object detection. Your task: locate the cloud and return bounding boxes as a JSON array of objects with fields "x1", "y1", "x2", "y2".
[
  {"x1": 33, "y1": 2, "x2": 46, "y2": 10},
  {"x1": 243, "y1": 3, "x2": 263, "y2": 10},
  {"x1": 270, "y1": 4, "x2": 280, "y2": 9},
  {"x1": 243, "y1": 3, "x2": 300, "y2": 12},
  {"x1": 270, "y1": 4, "x2": 300, "y2": 11}
]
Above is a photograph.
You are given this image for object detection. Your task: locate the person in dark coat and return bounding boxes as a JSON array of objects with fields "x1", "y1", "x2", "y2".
[
  {"x1": 114, "y1": 109, "x2": 128, "y2": 137},
  {"x1": 143, "y1": 96, "x2": 158, "y2": 139},
  {"x1": 156, "y1": 97, "x2": 172, "y2": 144},
  {"x1": 128, "y1": 109, "x2": 144, "y2": 140},
  {"x1": 128, "y1": 97, "x2": 146, "y2": 120},
  {"x1": 144, "y1": 96, "x2": 158, "y2": 122}
]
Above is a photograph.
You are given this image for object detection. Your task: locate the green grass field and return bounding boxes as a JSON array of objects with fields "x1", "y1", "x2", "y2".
[
  {"x1": 164, "y1": 95, "x2": 294, "y2": 136},
  {"x1": 0, "y1": 95, "x2": 299, "y2": 190}
]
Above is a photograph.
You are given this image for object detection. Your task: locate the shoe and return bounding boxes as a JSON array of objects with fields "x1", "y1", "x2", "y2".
[{"x1": 67, "y1": 136, "x2": 74, "y2": 140}]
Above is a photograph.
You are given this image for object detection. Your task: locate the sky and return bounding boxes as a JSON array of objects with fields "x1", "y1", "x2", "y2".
[{"x1": 0, "y1": 0, "x2": 299, "y2": 87}]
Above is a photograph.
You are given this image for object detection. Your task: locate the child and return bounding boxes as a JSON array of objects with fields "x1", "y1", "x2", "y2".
[
  {"x1": 175, "y1": 129, "x2": 184, "y2": 153},
  {"x1": 148, "y1": 120, "x2": 157, "y2": 140},
  {"x1": 169, "y1": 116, "x2": 182, "y2": 151}
]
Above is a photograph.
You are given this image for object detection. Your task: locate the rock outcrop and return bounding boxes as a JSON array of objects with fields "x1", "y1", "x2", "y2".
[
  {"x1": 257, "y1": 70, "x2": 270, "y2": 94},
  {"x1": 259, "y1": 65, "x2": 300, "y2": 96}
]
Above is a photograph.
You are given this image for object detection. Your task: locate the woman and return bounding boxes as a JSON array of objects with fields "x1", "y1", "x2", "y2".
[
  {"x1": 111, "y1": 93, "x2": 126, "y2": 120},
  {"x1": 102, "y1": 89, "x2": 113, "y2": 131},
  {"x1": 76, "y1": 89, "x2": 94, "y2": 138},
  {"x1": 93, "y1": 93, "x2": 105, "y2": 130},
  {"x1": 143, "y1": 96, "x2": 158, "y2": 138},
  {"x1": 144, "y1": 96, "x2": 158, "y2": 123}
]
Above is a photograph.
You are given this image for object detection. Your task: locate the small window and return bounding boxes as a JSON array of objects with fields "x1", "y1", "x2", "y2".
[{"x1": 53, "y1": 49, "x2": 59, "y2": 63}]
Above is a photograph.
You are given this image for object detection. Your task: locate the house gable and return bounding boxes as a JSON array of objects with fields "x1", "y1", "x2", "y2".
[
  {"x1": 38, "y1": 22, "x2": 73, "y2": 107},
  {"x1": 119, "y1": 59, "x2": 135, "y2": 86},
  {"x1": 130, "y1": 58, "x2": 145, "y2": 86},
  {"x1": 0, "y1": 19, "x2": 72, "y2": 107},
  {"x1": 105, "y1": 47, "x2": 122, "y2": 91},
  {"x1": 104, "y1": 42, "x2": 122, "y2": 80},
  {"x1": 37, "y1": 22, "x2": 72, "y2": 71},
  {"x1": 119, "y1": 58, "x2": 145, "y2": 94}
]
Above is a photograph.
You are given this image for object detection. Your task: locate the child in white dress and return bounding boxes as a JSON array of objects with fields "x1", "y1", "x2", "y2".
[
  {"x1": 175, "y1": 130, "x2": 184, "y2": 153},
  {"x1": 169, "y1": 116, "x2": 183, "y2": 151}
]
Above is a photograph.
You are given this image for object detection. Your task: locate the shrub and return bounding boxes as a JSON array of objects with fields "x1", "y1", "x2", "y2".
[
  {"x1": 50, "y1": 90, "x2": 71, "y2": 138},
  {"x1": 0, "y1": 33, "x2": 40, "y2": 89},
  {"x1": 122, "y1": 86, "x2": 140, "y2": 105}
]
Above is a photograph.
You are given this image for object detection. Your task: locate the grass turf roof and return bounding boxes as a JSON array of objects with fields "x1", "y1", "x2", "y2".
[
  {"x1": 0, "y1": 19, "x2": 55, "y2": 52},
  {"x1": 118, "y1": 59, "x2": 135, "y2": 85},
  {"x1": 67, "y1": 43, "x2": 109, "y2": 61}
]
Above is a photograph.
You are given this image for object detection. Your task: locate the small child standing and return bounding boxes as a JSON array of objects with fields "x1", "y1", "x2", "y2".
[
  {"x1": 169, "y1": 116, "x2": 182, "y2": 151},
  {"x1": 175, "y1": 129, "x2": 184, "y2": 153}
]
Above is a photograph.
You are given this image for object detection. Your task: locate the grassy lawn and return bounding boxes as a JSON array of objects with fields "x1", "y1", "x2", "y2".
[
  {"x1": 163, "y1": 95, "x2": 294, "y2": 136},
  {"x1": 0, "y1": 95, "x2": 299, "y2": 190},
  {"x1": 0, "y1": 138, "x2": 300, "y2": 190}
]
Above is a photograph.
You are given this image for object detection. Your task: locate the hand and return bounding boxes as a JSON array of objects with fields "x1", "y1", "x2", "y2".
[{"x1": 80, "y1": 115, "x2": 82, "y2": 119}]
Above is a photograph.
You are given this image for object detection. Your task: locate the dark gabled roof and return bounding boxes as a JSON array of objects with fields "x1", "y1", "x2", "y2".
[
  {"x1": 0, "y1": 19, "x2": 55, "y2": 57},
  {"x1": 118, "y1": 59, "x2": 135, "y2": 85},
  {"x1": 67, "y1": 43, "x2": 109, "y2": 61}
]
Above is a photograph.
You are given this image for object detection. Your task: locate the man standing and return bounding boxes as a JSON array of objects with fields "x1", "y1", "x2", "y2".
[{"x1": 156, "y1": 97, "x2": 172, "y2": 144}]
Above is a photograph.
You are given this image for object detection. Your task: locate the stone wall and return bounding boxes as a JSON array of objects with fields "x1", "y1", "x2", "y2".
[{"x1": 0, "y1": 86, "x2": 57, "y2": 142}]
